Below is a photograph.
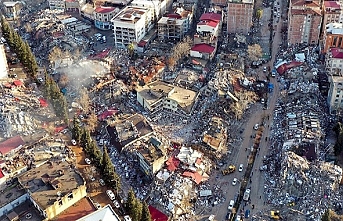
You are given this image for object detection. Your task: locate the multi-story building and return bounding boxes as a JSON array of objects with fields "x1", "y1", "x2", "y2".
[
  {"x1": 136, "y1": 81, "x2": 198, "y2": 115},
  {"x1": 0, "y1": 44, "x2": 9, "y2": 79},
  {"x1": 3, "y1": 1, "x2": 22, "y2": 20},
  {"x1": 323, "y1": 23, "x2": 343, "y2": 53},
  {"x1": 80, "y1": 3, "x2": 95, "y2": 21},
  {"x1": 94, "y1": 7, "x2": 118, "y2": 30},
  {"x1": 130, "y1": 0, "x2": 173, "y2": 20},
  {"x1": 158, "y1": 7, "x2": 193, "y2": 41},
  {"x1": 135, "y1": 136, "x2": 167, "y2": 178},
  {"x1": 65, "y1": 0, "x2": 80, "y2": 13},
  {"x1": 287, "y1": 0, "x2": 322, "y2": 45},
  {"x1": 194, "y1": 13, "x2": 221, "y2": 46},
  {"x1": 18, "y1": 161, "x2": 87, "y2": 220},
  {"x1": 48, "y1": 0, "x2": 66, "y2": 10},
  {"x1": 323, "y1": 1, "x2": 341, "y2": 28},
  {"x1": 326, "y1": 47, "x2": 343, "y2": 75},
  {"x1": 328, "y1": 75, "x2": 343, "y2": 114},
  {"x1": 111, "y1": 6, "x2": 153, "y2": 48},
  {"x1": 227, "y1": 0, "x2": 253, "y2": 35}
]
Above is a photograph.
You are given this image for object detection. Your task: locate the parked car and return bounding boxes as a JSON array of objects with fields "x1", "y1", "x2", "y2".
[
  {"x1": 228, "y1": 200, "x2": 234, "y2": 210},
  {"x1": 106, "y1": 190, "x2": 115, "y2": 200},
  {"x1": 85, "y1": 158, "x2": 91, "y2": 165},
  {"x1": 124, "y1": 215, "x2": 132, "y2": 221},
  {"x1": 113, "y1": 200, "x2": 120, "y2": 208},
  {"x1": 238, "y1": 164, "x2": 244, "y2": 172},
  {"x1": 254, "y1": 123, "x2": 259, "y2": 130},
  {"x1": 245, "y1": 209, "x2": 250, "y2": 218},
  {"x1": 99, "y1": 179, "x2": 105, "y2": 186},
  {"x1": 71, "y1": 139, "x2": 77, "y2": 145},
  {"x1": 243, "y1": 189, "x2": 251, "y2": 201},
  {"x1": 232, "y1": 178, "x2": 237, "y2": 186}
]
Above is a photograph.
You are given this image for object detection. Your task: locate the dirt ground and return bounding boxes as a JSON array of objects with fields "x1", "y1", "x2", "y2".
[{"x1": 70, "y1": 145, "x2": 113, "y2": 207}]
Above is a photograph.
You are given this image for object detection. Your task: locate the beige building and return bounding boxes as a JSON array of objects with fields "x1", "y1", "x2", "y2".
[
  {"x1": 227, "y1": 0, "x2": 253, "y2": 35},
  {"x1": 326, "y1": 48, "x2": 343, "y2": 75},
  {"x1": 202, "y1": 117, "x2": 227, "y2": 151},
  {"x1": 328, "y1": 75, "x2": 343, "y2": 114},
  {"x1": 135, "y1": 136, "x2": 167, "y2": 178},
  {"x1": 136, "y1": 81, "x2": 198, "y2": 115},
  {"x1": 18, "y1": 161, "x2": 86, "y2": 220}
]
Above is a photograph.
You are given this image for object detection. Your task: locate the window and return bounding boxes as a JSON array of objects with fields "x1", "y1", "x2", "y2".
[
  {"x1": 67, "y1": 193, "x2": 73, "y2": 200},
  {"x1": 58, "y1": 200, "x2": 63, "y2": 206}
]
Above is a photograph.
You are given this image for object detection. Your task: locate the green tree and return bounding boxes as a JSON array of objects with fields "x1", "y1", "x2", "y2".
[
  {"x1": 101, "y1": 147, "x2": 114, "y2": 178},
  {"x1": 131, "y1": 199, "x2": 142, "y2": 221},
  {"x1": 90, "y1": 140, "x2": 102, "y2": 166},
  {"x1": 141, "y1": 202, "x2": 152, "y2": 221},
  {"x1": 256, "y1": 9, "x2": 263, "y2": 20},
  {"x1": 322, "y1": 209, "x2": 331, "y2": 221},
  {"x1": 127, "y1": 43, "x2": 134, "y2": 58},
  {"x1": 126, "y1": 189, "x2": 136, "y2": 213},
  {"x1": 333, "y1": 122, "x2": 343, "y2": 155},
  {"x1": 72, "y1": 116, "x2": 82, "y2": 142},
  {"x1": 108, "y1": 172, "x2": 121, "y2": 193}
]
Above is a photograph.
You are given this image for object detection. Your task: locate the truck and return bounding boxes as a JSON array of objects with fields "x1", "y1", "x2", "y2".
[
  {"x1": 221, "y1": 165, "x2": 236, "y2": 175},
  {"x1": 243, "y1": 189, "x2": 251, "y2": 201},
  {"x1": 270, "y1": 210, "x2": 282, "y2": 220}
]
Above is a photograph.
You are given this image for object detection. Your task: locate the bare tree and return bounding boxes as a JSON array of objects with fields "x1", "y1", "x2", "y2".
[
  {"x1": 247, "y1": 44, "x2": 263, "y2": 62},
  {"x1": 167, "y1": 36, "x2": 192, "y2": 70},
  {"x1": 86, "y1": 111, "x2": 98, "y2": 132},
  {"x1": 59, "y1": 74, "x2": 69, "y2": 87},
  {"x1": 48, "y1": 46, "x2": 64, "y2": 64},
  {"x1": 79, "y1": 88, "x2": 91, "y2": 113}
]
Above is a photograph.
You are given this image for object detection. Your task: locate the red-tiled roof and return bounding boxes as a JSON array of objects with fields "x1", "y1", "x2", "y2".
[
  {"x1": 200, "y1": 13, "x2": 221, "y2": 22},
  {"x1": 191, "y1": 44, "x2": 215, "y2": 54},
  {"x1": 0, "y1": 168, "x2": 4, "y2": 179},
  {"x1": 291, "y1": 8, "x2": 321, "y2": 16},
  {"x1": 166, "y1": 156, "x2": 180, "y2": 172},
  {"x1": 148, "y1": 205, "x2": 168, "y2": 221},
  {"x1": 55, "y1": 197, "x2": 96, "y2": 221},
  {"x1": 291, "y1": 0, "x2": 320, "y2": 7},
  {"x1": 198, "y1": 20, "x2": 219, "y2": 28},
  {"x1": 13, "y1": 80, "x2": 23, "y2": 86},
  {"x1": 324, "y1": 1, "x2": 341, "y2": 9},
  {"x1": 0, "y1": 136, "x2": 25, "y2": 155},
  {"x1": 138, "y1": 40, "x2": 147, "y2": 47},
  {"x1": 167, "y1": 13, "x2": 182, "y2": 19},
  {"x1": 95, "y1": 7, "x2": 115, "y2": 13},
  {"x1": 331, "y1": 48, "x2": 343, "y2": 59},
  {"x1": 182, "y1": 171, "x2": 202, "y2": 184}
]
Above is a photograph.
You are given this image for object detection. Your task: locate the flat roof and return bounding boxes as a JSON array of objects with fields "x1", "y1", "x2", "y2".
[
  {"x1": 326, "y1": 23, "x2": 343, "y2": 34},
  {"x1": 0, "y1": 182, "x2": 26, "y2": 209},
  {"x1": 55, "y1": 197, "x2": 96, "y2": 221},
  {"x1": 111, "y1": 6, "x2": 149, "y2": 24},
  {"x1": 76, "y1": 204, "x2": 121, "y2": 221},
  {"x1": 18, "y1": 160, "x2": 85, "y2": 210},
  {"x1": 158, "y1": 16, "x2": 185, "y2": 26}
]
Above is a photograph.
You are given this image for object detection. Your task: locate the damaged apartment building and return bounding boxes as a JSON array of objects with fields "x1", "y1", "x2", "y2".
[
  {"x1": 136, "y1": 81, "x2": 199, "y2": 116},
  {"x1": 202, "y1": 117, "x2": 227, "y2": 152}
]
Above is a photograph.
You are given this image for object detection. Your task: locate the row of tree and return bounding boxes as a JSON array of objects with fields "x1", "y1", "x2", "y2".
[
  {"x1": 126, "y1": 189, "x2": 152, "y2": 221},
  {"x1": 0, "y1": 17, "x2": 38, "y2": 78},
  {"x1": 72, "y1": 117, "x2": 121, "y2": 192},
  {"x1": 43, "y1": 71, "x2": 69, "y2": 124}
]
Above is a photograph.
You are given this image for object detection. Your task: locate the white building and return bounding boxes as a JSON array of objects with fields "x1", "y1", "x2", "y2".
[
  {"x1": 111, "y1": 6, "x2": 154, "y2": 48},
  {"x1": 130, "y1": 0, "x2": 171, "y2": 20},
  {"x1": 0, "y1": 44, "x2": 9, "y2": 79},
  {"x1": 48, "y1": 0, "x2": 66, "y2": 10},
  {"x1": 328, "y1": 75, "x2": 343, "y2": 114},
  {"x1": 326, "y1": 48, "x2": 343, "y2": 75},
  {"x1": 76, "y1": 204, "x2": 121, "y2": 221}
]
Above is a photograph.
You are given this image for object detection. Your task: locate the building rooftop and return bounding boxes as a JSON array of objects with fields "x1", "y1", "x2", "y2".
[
  {"x1": 291, "y1": 0, "x2": 320, "y2": 8},
  {"x1": 191, "y1": 44, "x2": 215, "y2": 54},
  {"x1": 76, "y1": 204, "x2": 121, "y2": 221},
  {"x1": 158, "y1": 16, "x2": 185, "y2": 26},
  {"x1": 0, "y1": 182, "x2": 26, "y2": 209},
  {"x1": 326, "y1": 23, "x2": 343, "y2": 34},
  {"x1": 95, "y1": 7, "x2": 116, "y2": 13},
  {"x1": 18, "y1": 160, "x2": 85, "y2": 210},
  {"x1": 136, "y1": 137, "x2": 164, "y2": 164},
  {"x1": 202, "y1": 117, "x2": 227, "y2": 151},
  {"x1": 290, "y1": 8, "x2": 321, "y2": 16},
  {"x1": 228, "y1": 0, "x2": 253, "y2": 3},
  {"x1": 111, "y1": 6, "x2": 149, "y2": 24},
  {"x1": 55, "y1": 197, "x2": 96, "y2": 221},
  {"x1": 324, "y1": 1, "x2": 341, "y2": 10},
  {"x1": 0, "y1": 136, "x2": 25, "y2": 156},
  {"x1": 199, "y1": 13, "x2": 221, "y2": 22},
  {"x1": 198, "y1": 20, "x2": 219, "y2": 28},
  {"x1": 330, "y1": 48, "x2": 343, "y2": 59}
]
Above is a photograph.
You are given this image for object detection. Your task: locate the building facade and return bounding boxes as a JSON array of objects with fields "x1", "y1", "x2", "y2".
[
  {"x1": 65, "y1": 0, "x2": 80, "y2": 13},
  {"x1": 111, "y1": 6, "x2": 153, "y2": 48},
  {"x1": 48, "y1": 0, "x2": 66, "y2": 10},
  {"x1": 326, "y1": 47, "x2": 343, "y2": 75},
  {"x1": 94, "y1": 7, "x2": 118, "y2": 30},
  {"x1": 323, "y1": 1, "x2": 341, "y2": 29},
  {"x1": 18, "y1": 161, "x2": 87, "y2": 220},
  {"x1": 328, "y1": 75, "x2": 343, "y2": 114},
  {"x1": 227, "y1": 0, "x2": 253, "y2": 35},
  {"x1": 194, "y1": 13, "x2": 221, "y2": 46},
  {"x1": 287, "y1": 0, "x2": 322, "y2": 45},
  {"x1": 323, "y1": 23, "x2": 343, "y2": 53}
]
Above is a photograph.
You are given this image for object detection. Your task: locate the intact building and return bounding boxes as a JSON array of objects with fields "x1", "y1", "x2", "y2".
[
  {"x1": 136, "y1": 81, "x2": 198, "y2": 115},
  {"x1": 94, "y1": 7, "x2": 119, "y2": 30},
  {"x1": 111, "y1": 6, "x2": 153, "y2": 48},
  {"x1": 18, "y1": 161, "x2": 87, "y2": 220},
  {"x1": 328, "y1": 75, "x2": 343, "y2": 114},
  {"x1": 323, "y1": 23, "x2": 343, "y2": 53},
  {"x1": 323, "y1": 1, "x2": 341, "y2": 28},
  {"x1": 0, "y1": 44, "x2": 9, "y2": 79},
  {"x1": 287, "y1": 0, "x2": 322, "y2": 45},
  {"x1": 48, "y1": 0, "x2": 66, "y2": 10},
  {"x1": 227, "y1": 0, "x2": 253, "y2": 35},
  {"x1": 326, "y1": 47, "x2": 343, "y2": 75}
]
